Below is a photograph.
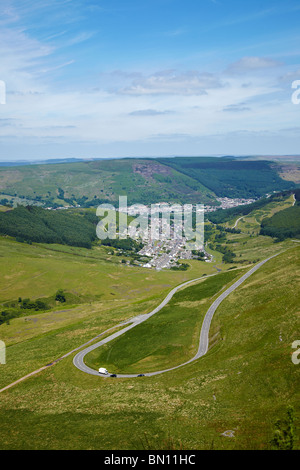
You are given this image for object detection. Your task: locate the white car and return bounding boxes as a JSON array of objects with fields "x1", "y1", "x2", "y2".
[{"x1": 98, "y1": 367, "x2": 108, "y2": 375}]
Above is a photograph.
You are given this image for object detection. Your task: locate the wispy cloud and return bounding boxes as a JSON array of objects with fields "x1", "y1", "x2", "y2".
[
  {"x1": 223, "y1": 103, "x2": 251, "y2": 112},
  {"x1": 118, "y1": 70, "x2": 222, "y2": 96},
  {"x1": 129, "y1": 109, "x2": 174, "y2": 117},
  {"x1": 226, "y1": 56, "x2": 283, "y2": 74},
  {"x1": 0, "y1": 0, "x2": 299, "y2": 158},
  {"x1": 62, "y1": 31, "x2": 97, "y2": 47}
]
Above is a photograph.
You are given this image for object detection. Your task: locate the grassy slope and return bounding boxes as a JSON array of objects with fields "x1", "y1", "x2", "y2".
[
  {"x1": 0, "y1": 157, "x2": 295, "y2": 206},
  {"x1": 224, "y1": 193, "x2": 295, "y2": 230},
  {"x1": 208, "y1": 194, "x2": 297, "y2": 265},
  {"x1": 0, "y1": 246, "x2": 299, "y2": 450},
  {"x1": 0, "y1": 159, "x2": 216, "y2": 206},
  {"x1": 0, "y1": 236, "x2": 224, "y2": 306},
  {"x1": 260, "y1": 204, "x2": 300, "y2": 239},
  {"x1": 158, "y1": 157, "x2": 294, "y2": 198},
  {"x1": 0, "y1": 234, "x2": 227, "y2": 388},
  {"x1": 84, "y1": 269, "x2": 245, "y2": 374}
]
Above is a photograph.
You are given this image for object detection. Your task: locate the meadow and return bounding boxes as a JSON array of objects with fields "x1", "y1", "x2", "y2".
[
  {"x1": 84, "y1": 269, "x2": 246, "y2": 374},
  {"x1": 0, "y1": 233, "x2": 227, "y2": 389},
  {"x1": 0, "y1": 193, "x2": 299, "y2": 450},
  {"x1": 0, "y1": 243, "x2": 299, "y2": 450}
]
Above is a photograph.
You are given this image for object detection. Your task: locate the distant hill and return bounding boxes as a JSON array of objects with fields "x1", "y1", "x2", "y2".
[
  {"x1": 0, "y1": 156, "x2": 295, "y2": 208},
  {"x1": 157, "y1": 157, "x2": 294, "y2": 198},
  {"x1": 0, "y1": 158, "x2": 216, "y2": 207},
  {"x1": 0, "y1": 158, "x2": 87, "y2": 166}
]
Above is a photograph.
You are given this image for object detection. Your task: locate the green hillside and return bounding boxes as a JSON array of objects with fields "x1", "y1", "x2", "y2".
[
  {"x1": 260, "y1": 204, "x2": 300, "y2": 240},
  {"x1": 0, "y1": 158, "x2": 216, "y2": 207},
  {"x1": 0, "y1": 161, "x2": 298, "y2": 450},
  {"x1": 0, "y1": 157, "x2": 295, "y2": 208},
  {"x1": 0, "y1": 246, "x2": 299, "y2": 450},
  {"x1": 0, "y1": 206, "x2": 97, "y2": 248},
  {"x1": 158, "y1": 157, "x2": 294, "y2": 198}
]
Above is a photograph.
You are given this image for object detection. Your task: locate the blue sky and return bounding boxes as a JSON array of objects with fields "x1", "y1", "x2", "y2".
[{"x1": 0, "y1": 0, "x2": 300, "y2": 160}]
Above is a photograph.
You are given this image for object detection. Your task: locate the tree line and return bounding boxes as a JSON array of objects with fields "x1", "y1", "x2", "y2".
[
  {"x1": 0, "y1": 206, "x2": 97, "y2": 248},
  {"x1": 260, "y1": 203, "x2": 300, "y2": 241}
]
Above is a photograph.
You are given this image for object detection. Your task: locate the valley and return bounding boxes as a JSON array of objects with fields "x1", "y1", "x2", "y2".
[{"x1": 0, "y1": 172, "x2": 299, "y2": 449}]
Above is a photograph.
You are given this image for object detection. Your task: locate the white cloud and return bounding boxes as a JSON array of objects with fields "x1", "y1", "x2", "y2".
[
  {"x1": 0, "y1": 2, "x2": 298, "y2": 157},
  {"x1": 223, "y1": 103, "x2": 251, "y2": 112},
  {"x1": 226, "y1": 56, "x2": 283, "y2": 74},
  {"x1": 118, "y1": 70, "x2": 223, "y2": 96},
  {"x1": 128, "y1": 109, "x2": 174, "y2": 116}
]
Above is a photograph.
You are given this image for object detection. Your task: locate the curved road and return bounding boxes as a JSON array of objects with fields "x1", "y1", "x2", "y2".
[
  {"x1": 232, "y1": 216, "x2": 244, "y2": 229},
  {"x1": 73, "y1": 253, "x2": 279, "y2": 378}
]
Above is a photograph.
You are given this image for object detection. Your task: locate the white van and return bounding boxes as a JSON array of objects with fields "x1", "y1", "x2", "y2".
[{"x1": 98, "y1": 367, "x2": 108, "y2": 375}]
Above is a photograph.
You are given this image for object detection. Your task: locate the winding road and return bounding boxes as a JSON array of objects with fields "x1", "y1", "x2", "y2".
[
  {"x1": 73, "y1": 253, "x2": 279, "y2": 378},
  {"x1": 232, "y1": 216, "x2": 244, "y2": 229}
]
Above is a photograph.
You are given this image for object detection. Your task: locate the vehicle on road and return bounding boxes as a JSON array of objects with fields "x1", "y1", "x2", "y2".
[
  {"x1": 74, "y1": 254, "x2": 278, "y2": 379},
  {"x1": 110, "y1": 374, "x2": 117, "y2": 377}
]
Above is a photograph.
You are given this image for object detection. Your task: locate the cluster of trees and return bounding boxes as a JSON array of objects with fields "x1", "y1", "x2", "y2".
[
  {"x1": 55, "y1": 289, "x2": 66, "y2": 303},
  {"x1": 101, "y1": 237, "x2": 143, "y2": 252},
  {"x1": 0, "y1": 309, "x2": 22, "y2": 325},
  {"x1": 191, "y1": 250, "x2": 206, "y2": 260},
  {"x1": 0, "y1": 206, "x2": 97, "y2": 248},
  {"x1": 209, "y1": 243, "x2": 237, "y2": 263},
  {"x1": 204, "y1": 224, "x2": 214, "y2": 243},
  {"x1": 0, "y1": 198, "x2": 11, "y2": 206},
  {"x1": 0, "y1": 290, "x2": 68, "y2": 326},
  {"x1": 0, "y1": 297, "x2": 48, "y2": 326},
  {"x1": 171, "y1": 262, "x2": 189, "y2": 271},
  {"x1": 270, "y1": 406, "x2": 295, "y2": 450},
  {"x1": 19, "y1": 297, "x2": 48, "y2": 311},
  {"x1": 222, "y1": 250, "x2": 237, "y2": 263},
  {"x1": 260, "y1": 204, "x2": 300, "y2": 241},
  {"x1": 158, "y1": 158, "x2": 294, "y2": 199},
  {"x1": 224, "y1": 227, "x2": 241, "y2": 234}
]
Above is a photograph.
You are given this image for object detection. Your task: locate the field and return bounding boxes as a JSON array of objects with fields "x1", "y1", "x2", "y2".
[
  {"x1": 84, "y1": 269, "x2": 245, "y2": 374},
  {"x1": 0, "y1": 192, "x2": 299, "y2": 450},
  {"x1": 0, "y1": 237, "x2": 299, "y2": 449},
  {"x1": 0, "y1": 233, "x2": 229, "y2": 387}
]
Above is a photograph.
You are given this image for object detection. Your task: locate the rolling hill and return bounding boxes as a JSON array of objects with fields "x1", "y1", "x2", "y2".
[
  {"x1": 0, "y1": 156, "x2": 295, "y2": 208},
  {"x1": 157, "y1": 157, "x2": 294, "y2": 198},
  {"x1": 0, "y1": 241, "x2": 298, "y2": 450}
]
